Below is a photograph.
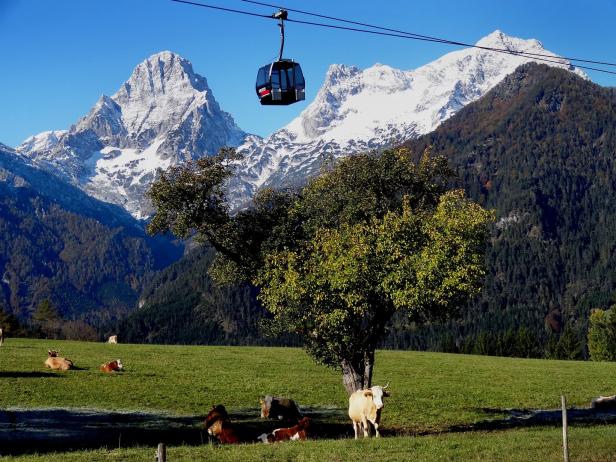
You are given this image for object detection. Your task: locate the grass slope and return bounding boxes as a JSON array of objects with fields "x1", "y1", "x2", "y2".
[
  {"x1": 2, "y1": 338, "x2": 615, "y2": 430},
  {"x1": 2, "y1": 338, "x2": 616, "y2": 460}
]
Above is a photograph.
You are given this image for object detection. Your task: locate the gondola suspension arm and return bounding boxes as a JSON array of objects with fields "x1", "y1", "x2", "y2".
[{"x1": 273, "y1": 9, "x2": 287, "y2": 61}]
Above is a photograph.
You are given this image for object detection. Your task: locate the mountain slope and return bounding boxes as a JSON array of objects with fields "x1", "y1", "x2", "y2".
[
  {"x1": 0, "y1": 143, "x2": 182, "y2": 321},
  {"x1": 18, "y1": 51, "x2": 247, "y2": 218},
  {"x1": 229, "y1": 30, "x2": 585, "y2": 208},
  {"x1": 122, "y1": 63, "x2": 616, "y2": 355},
  {"x1": 118, "y1": 247, "x2": 298, "y2": 345},
  {"x1": 404, "y1": 63, "x2": 616, "y2": 354}
]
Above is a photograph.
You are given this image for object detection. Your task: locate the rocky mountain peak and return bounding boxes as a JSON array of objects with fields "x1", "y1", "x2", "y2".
[
  {"x1": 323, "y1": 64, "x2": 361, "y2": 86},
  {"x1": 475, "y1": 29, "x2": 543, "y2": 51},
  {"x1": 16, "y1": 31, "x2": 588, "y2": 218},
  {"x1": 230, "y1": 30, "x2": 587, "y2": 209},
  {"x1": 17, "y1": 51, "x2": 247, "y2": 219},
  {"x1": 113, "y1": 51, "x2": 209, "y2": 105},
  {"x1": 18, "y1": 130, "x2": 67, "y2": 156}
]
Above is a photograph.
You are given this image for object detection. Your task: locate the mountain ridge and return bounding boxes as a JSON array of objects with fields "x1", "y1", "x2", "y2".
[
  {"x1": 229, "y1": 30, "x2": 586, "y2": 207},
  {"x1": 18, "y1": 51, "x2": 246, "y2": 218},
  {"x1": 0, "y1": 143, "x2": 182, "y2": 321},
  {"x1": 16, "y1": 31, "x2": 585, "y2": 216},
  {"x1": 401, "y1": 62, "x2": 616, "y2": 354}
]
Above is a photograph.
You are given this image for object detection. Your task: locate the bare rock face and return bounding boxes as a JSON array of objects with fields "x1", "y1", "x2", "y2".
[{"x1": 18, "y1": 51, "x2": 247, "y2": 219}]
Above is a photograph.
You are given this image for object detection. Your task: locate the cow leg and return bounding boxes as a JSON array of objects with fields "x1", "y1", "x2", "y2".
[
  {"x1": 361, "y1": 417, "x2": 369, "y2": 438},
  {"x1": 352, "y1": 421, "x2": 359, "y2": 439},
  {"x1": 371, "y1": 420, "x2": 380, "y2": 438}
]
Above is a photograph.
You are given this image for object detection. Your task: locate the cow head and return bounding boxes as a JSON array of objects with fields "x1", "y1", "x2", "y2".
[
  {"x1": 368, "y1": 385, "x2": 390, "y2": 409},
  {"x1": 205, "y1": 404, "x2": 228, "y2": 430},
  {"x1": 298, "y1": 417, "x2": 311, "y2": 429},
  {"x1": 207, "y1": 419, "x2": 222, "y2": 436},
  {"x1": 48, "y1": 350, "x2": 58, "y2": 357},
  {"x1": 382, "y1": 382, "x2": 391, "y2": 397},
  {"x1": 116, "y1": 359, "x2": 123, "y2": 371},
  {"x1": 259, "y1": 395, "x2": 273, "y2": 418}
]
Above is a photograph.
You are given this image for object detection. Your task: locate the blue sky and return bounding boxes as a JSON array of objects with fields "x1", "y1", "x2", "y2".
[{"x1": 1, "y1": 0, "x2": 616, "y2": 147}]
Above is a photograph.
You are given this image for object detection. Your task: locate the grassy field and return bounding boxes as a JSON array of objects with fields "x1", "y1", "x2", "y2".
[
  {"x1": 5, "y1": 426, "x2": 616, "y2": 462},
  {"x1": 1, "y1": 338, "x2": 616, "y2": 460}
]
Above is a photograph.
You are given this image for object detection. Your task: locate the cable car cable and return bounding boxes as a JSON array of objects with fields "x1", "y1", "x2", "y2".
[
  {"x1": 238, "y1": 0, "x2": 616, "y2": 69},
  {"x1": 283, "y1": 17, "x2": 586, "y2": 71},
  {"x1": 279, "y1": 16, "x2": 616, "y2": 75},
  {"x1": 169, "y1": 0, "x2": 616, "y2": 76},
  {"x1": 170, "y1": 0, "x2": 271, "y2": 19}
]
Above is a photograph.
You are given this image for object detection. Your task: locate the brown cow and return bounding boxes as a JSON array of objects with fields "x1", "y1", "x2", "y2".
[
  {"x1": 257, "y1": 417, "x2": 311, "y2": 443},
  {"x1": 204, "y1": 405, "x2": 240, "y2": 444},
  {"x1": 259, "y1": 395, "x2": 302, "y2": 420},
  {"x1": 44, "y1": 350, "x2": 74, "y2": 371},
  {"x1": 99, "y1": 359, "x2": 123, "y2": 373}
]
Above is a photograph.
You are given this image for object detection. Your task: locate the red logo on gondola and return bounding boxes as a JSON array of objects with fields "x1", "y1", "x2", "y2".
[{"x1": 258, "y1": 87, "x2": 271, "y2": 97}]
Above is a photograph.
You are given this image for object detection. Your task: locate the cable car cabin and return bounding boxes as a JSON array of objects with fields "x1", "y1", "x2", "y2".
[{"x1": 256, "y1": 60, "x2": 305, "y2": 105}]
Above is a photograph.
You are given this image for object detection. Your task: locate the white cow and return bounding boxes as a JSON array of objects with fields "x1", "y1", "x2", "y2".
[
  {"x1": 348, "y1": 384, "x2": 390, "y2": 439},
  {"x1": 107, "y1": 335, "x2": 118, "y2": 344},
  {"x1": 0, "y1": 327, "x2": 3, "y2": 347}
]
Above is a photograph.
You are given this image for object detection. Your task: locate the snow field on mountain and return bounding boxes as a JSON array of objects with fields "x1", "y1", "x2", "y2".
[{"x1": 16, "y1": 31, "x2": 585, "y2": 218}]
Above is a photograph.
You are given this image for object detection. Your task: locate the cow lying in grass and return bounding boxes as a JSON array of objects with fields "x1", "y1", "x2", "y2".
[
  {"x1": 592, "y1": 395, "x2": 616, "y2": 410},
  {"x1": 205, "y1": 405, "x2": 240, "y2": 444},
  {"x1": 44, "y1": 350, "x2": 74, "y2": 371},
  {"x1": 260, "y1": 395, "x2": 302, "y2": 420},
  {"x1": 100, "y1": 359, "x2": 123, "y2": 373},
  {"x1": 257, "y1": 416, "x2": 311, "y2": 443}
]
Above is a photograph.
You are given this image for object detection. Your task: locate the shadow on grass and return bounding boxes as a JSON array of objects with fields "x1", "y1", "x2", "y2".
[
  {"x1": 4, "y1": 405, "x2": 615, "y2": 456},
  {"x1": 69, "y1": 365, "x2": 89, "y2": 371},
  {"x1": 0, "y1": 407, "x2": 355, "y2": 456},
  {"x1": 0, "y1": 371, "x2": 65, "y2": 378},
  {"x1": 0, "y1": 408, "x2": 208, "y2": 456},
  {"x1": 447, "y1": 407, "x2": 616, "y2": 433}
]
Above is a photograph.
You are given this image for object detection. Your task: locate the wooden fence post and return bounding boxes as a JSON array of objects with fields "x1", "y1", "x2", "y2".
[
  {"x1": 156, "y1": 443, "x2": 166, "y2": 462},
  {"x1": 561, "y1": 395, "x2": 569, "y2": 462}
]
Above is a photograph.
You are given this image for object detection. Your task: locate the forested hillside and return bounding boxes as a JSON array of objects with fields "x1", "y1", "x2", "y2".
[
  {"x1": 0, "y1": 144, "x2": 182, "y2": 329},
  {"x1": 118, "y1": 246, "x2": 298, "y2": 345},
  {"x1": 403, "y1": 63, "x2": 616, "y2": 357}
]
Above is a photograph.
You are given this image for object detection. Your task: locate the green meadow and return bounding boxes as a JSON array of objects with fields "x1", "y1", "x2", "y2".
[
  {"x1": 5, "y1": 426, "x2": 616, "y2": 462},
  {"x1": 1, "y1": 338, "x2": 616, "y2": 461}
]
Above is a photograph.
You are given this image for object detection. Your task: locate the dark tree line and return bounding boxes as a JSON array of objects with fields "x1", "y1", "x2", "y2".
[{"x1": 401, "y1": 63, "x2": 616, "y2": 358}]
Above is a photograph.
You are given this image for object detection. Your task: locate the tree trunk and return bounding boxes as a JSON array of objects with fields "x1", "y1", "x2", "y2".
[
  {"x1": 341, "y1": 359, "x2": 364, "y2": 395},
  {"x1": 363, "y1": 350, "x2": 374, "y2": 389}
]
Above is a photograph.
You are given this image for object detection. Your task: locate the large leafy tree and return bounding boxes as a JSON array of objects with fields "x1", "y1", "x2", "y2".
[
  {"x1": 258, "y1": 190, "x2": 491, "y2": 393},
  {"x1": 147, "y1": 147, "x2": 492, "y2": 393}
]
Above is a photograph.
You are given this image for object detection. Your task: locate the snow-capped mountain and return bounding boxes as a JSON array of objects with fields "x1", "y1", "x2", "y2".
[
  {"x1": 229, "y1": 30, "x2": 586, "y2": 208},
  {"x1": 18, "y1": 31, "x2": 585, "y2": 217},
  {"x1": 18, "y1": 51, "x2": 246, "y2": 218}
]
